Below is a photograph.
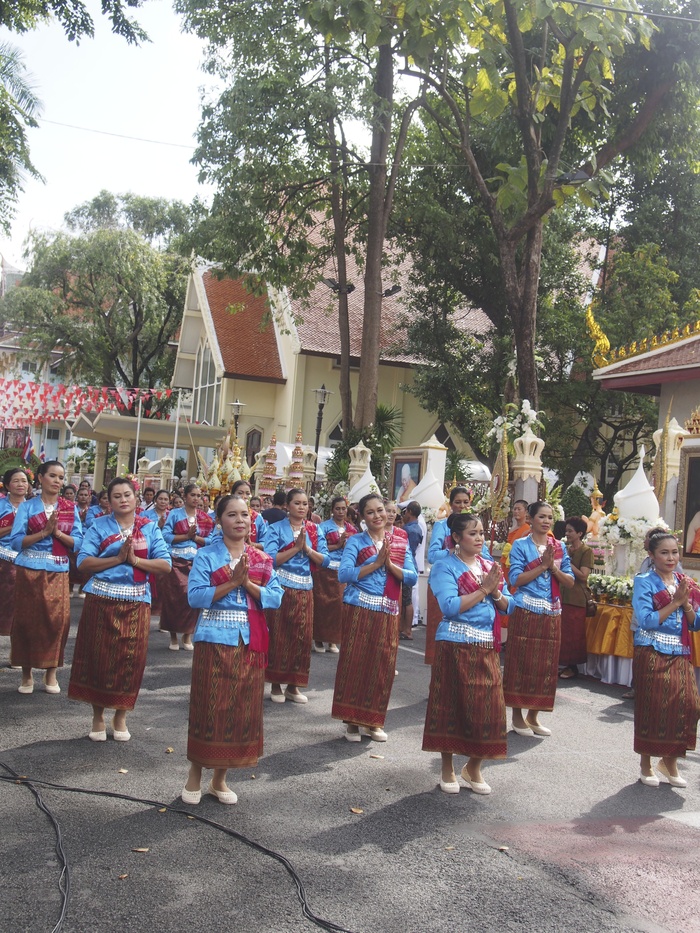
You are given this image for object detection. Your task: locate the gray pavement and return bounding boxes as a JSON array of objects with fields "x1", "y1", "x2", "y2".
[{"x1": 1, "y1": 602, "x2": 699, "y2": 933}]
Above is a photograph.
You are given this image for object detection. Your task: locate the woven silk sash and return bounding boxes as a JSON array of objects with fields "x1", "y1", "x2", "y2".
[
  {"x1": 651, "y1": 572, "x2": 700, "y2": 650},
  {"x1": 0, "y1": 510, "x2": 15, "y2": 530},
  {"x1": 27, "y1": 497, "x2": 75, "y2": 558},
  {"x1": 356, "y1": 531, "x2": 408, "y2": 605},
  {"x1": 457, "y1": 555, "x2": 505, "y2": 651},
  {"x1": 523, "y1": 538, "x2": 565, "y2": 604},
  {"x1": 174, "y1": 509, "x2": 215, "y2": 545},
  {"x1": 278, "y1": 521, "x2": 320, "y2": 573},
  {"x1": 249, "y1": 509, "x2": 260, "y2": 544},
  {"x1": 98, "y1": 515, "x2": 151, "y2": 583},
  {"x1": 209, "y1": 545, "x2": 273, "y2": 665}
]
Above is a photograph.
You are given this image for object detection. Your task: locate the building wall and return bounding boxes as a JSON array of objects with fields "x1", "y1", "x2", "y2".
[{"x1": 660, "y1": 380, "x2": 699, "y2": 432}]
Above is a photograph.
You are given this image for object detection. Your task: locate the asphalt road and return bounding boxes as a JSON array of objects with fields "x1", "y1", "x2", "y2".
[{"x1": 1, "y1": 601, "x2": 699, "y2": 933}]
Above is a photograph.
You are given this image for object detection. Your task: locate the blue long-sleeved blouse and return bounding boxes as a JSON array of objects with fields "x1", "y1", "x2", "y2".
[
  {"x1": 77, "y1": 514, "x2": 171, "y2": 603},
  {"x1": 188, "y1": 541, "x2": 283, "y2": 645},
  {"x1": 338, "y1": 531, "x2": 417, "y2": 614},
  {"x1": 319, "y1": 518, "x2": 356, "y2": 572},
  {"x1": 0, "y1": 497, "x2": 19, "y2": 563},
  {"x1": 632, "y1": 570, "x2": 700, "y2": 656},
  {"x1": 508, "y1": 535, "x2": 573, "y2": 614},
  {"x1": 10, "y1": 496, "x2": 84, "y2": 572},
  {"x1": 263, "y1": 518, "x2": 329, "y2": 590},
  {"x1": 162, "y1": 507, "x2": 214, "y2": 561},
  {"x1": 430, "y1": 552, "x2": 514, "y2": 647}
]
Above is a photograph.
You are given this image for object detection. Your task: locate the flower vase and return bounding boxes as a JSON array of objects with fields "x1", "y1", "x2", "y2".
[{"x1": 615, "y1": 542, "x2": 630, "y2": 577}]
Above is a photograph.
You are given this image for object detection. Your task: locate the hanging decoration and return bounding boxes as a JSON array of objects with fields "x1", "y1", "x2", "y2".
[{"x1": 0, "y1": 380, "x2": 174, "y2": 429}]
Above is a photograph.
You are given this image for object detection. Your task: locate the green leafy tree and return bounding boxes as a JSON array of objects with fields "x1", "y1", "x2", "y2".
[
  {"x1": 0, "y1": 42, "x2": 41, "y2": 232},
  {"x1": 399, "y1": 0, "x2": 698, "y2": 408},
  {"x1": 0, "y1": 201, "x2": 191, "y2": 396},
  {"x1": 0, "y1": 0, "x2": 148, "y2": 44}
]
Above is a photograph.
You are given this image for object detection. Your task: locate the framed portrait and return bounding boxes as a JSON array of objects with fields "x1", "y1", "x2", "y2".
[
  {"x1": 389, "y1": 448, "x2": 428, "y2": 504},
  {"x1": 676, "y1": 444, "x2": 700, "y2": 569}
]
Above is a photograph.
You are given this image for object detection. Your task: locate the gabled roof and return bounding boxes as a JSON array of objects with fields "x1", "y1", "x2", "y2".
[
  {"x1": 592, "y1": 332, "x2": 700, "y2": 395},
  {"x1": 201, "y1": 272, "x2": 285, "y2": 384}
]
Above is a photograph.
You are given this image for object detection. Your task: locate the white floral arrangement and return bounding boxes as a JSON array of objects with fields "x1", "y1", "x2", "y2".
[
  {"x1": 420, "y1": 507, "x2": 439, "y2": 527},
  {"x1": 598, "y1": 513, "x2": 670, "y2": 573},
  {"x1": 487, "y1": 399, "x2": 544, "y2": 445},
  {"x1": 471, "y1": 488, "x2": 512, "y2": 517},
  {"x1": 315, "y1": 481, "x2": 351, "y2": 519},
  {"x1": 588, "y1": 574, "x2": 634, "y2": 602}
]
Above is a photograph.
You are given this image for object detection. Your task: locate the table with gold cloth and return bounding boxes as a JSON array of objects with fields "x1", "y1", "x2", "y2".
[{"x1": 585, "y1": 602, "x2": 700, "y2": 689}]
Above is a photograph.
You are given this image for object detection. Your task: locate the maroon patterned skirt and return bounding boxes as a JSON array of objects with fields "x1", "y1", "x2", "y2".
[
  {"x1": 425, "y1": 588, "x2": 441, "y2": 665},
  {"x1": 502, "y1": 607, "x2": 560, "y2": 711},
  {"x1": 11, "y1": 567, "x2": 70, "y2": 669},
  {"x1": 332, "y1": 603, "x2": 399, "y2": 728},
  {"x1": 159, "y1": 556, "x2": 198, "y2": 634},
  {"x1": 312, "y1": 567, "x2": 344, "y2": 644},
  {"x1": 265, "y1": 586, "x2": 313, "y2": 686},
  {"x1": 633, "y1": 646, "x2": 700, "y2": 757},
  {"x1": 0, "y1": 558, "x2": 16, "y2": 636},
  {"x1": 188, "y1": 640, "x2": 265, "y2": 769},
  {"x1": 559, "y1": 604, "x2": 588, "y2": 667},
  {"x1": 423, "y1": 640, "x2": 507, "y2": 759},
  {"x1": 68, "y1": 594, "x2": 151, "y2": 710}
]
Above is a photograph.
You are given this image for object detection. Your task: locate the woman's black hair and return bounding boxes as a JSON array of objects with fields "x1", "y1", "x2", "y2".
[
  {"x1": 447, "y1": 511, "x2": 480, "y2": 542},
  {"x1": 107, "y1": 476, "x2": 135, "y2": 500},
  {"x1": 231, "y1": 479, "x2": 251, "y2": 495},
  {"x1": 527, "y1": 500, "x2": 551, "y2": 519},
  {"x1": 183, "y1": 483, "x2": 199, "y2": 498},
  {"x1": 565, "y1": 516, "x2": 588, "y2": 536},
  {"x1": 358, "y1": 493, "x2": 383, "y2": 517},
  {"x1": 215, "y1": 492, "x2": 248, "y2": 521},
  {"x1": 648, "y1": 530, "x2": 677, "y2": 554},
  {"x1": 449, "y1": 485, "x2": 470, "y2": 504},
  {"x1": 331, "y1": 496, "x2": 347, "y2": 510},
  {"x1": 3, "y1": 467, "x2": 30, "y2": 489},
  {"x1": 37, "y1": 459, "x2": 63, "y2": 478},
  {"x1": 286, "y1": 487, "x2": 306, "y2": 505}
]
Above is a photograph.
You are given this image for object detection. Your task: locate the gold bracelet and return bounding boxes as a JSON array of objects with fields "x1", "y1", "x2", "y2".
[{"x1": 133, "y1": 557, "x2": 140, "y2": 568}]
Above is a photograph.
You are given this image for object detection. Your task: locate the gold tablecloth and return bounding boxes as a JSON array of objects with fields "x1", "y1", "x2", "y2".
[{"x1": 586, "y1": 603, "x2": 700, "y2": 666}]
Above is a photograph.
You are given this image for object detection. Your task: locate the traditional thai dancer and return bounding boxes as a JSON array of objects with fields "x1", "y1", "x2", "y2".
[
  {"x1": 161, "y1": 484, "x2": 215, "y2": 651},
  {"x1": 181, "y1": 494, "x2": 283, "y2": 805},
  {"x1": 314, "y1": 496, "x2": 357, "y2": 653},
  {"x1": 426, "y1": 486, "x2": 473, "y2": 665},
  {"x1": 263, "y1": 488, "x2": 329, "y2": 704},
  {"x1": 85, "y1": 489, "x2": 111, "y2": 527},
  {"x1": 0, "y1": 468, "x2": 30, "y2": 638},
  {"x1": 424, "y1": 512, "x2": 513, "y2": 794},
  {"x1": 632, "y1": 531, "x2": 700, "y2": 787},
  {"x1": 332, "y1": 493, "x2": 417, "y2": 742},
  {"x1": 504, "y1": 501, "x2": 574, "y2": 736},
  {"x1": 559, "y1": 517, "x2": 593, "y2": 679},
  {"x1": 9, "y1": 460, "x2": 84, "y2": 694},
  {"x1": 68, "y1": 478, "x2": 171, "y2": 741},
  {"x1": 230, "y1": 479, "x2": 267, "y2": 548}
]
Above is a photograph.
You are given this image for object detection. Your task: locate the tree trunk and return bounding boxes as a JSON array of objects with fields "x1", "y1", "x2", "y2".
[{"x1": 354, "y1": 43, "x2": 393, "y2": 429}]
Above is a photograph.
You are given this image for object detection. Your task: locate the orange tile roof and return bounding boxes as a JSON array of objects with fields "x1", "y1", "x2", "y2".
[{"x1": 202, "y1": 272, "x2": 285, "y2": 383}]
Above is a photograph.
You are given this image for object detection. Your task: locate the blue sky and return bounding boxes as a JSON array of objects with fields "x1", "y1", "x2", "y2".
[{"x1": 0, "y1": 0, "x2": 213, "y2": 267}]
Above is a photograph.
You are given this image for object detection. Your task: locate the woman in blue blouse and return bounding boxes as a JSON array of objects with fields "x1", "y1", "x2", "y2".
[
  {"x1": 68, "y1": 478, "x2": 171, "y2": 741},
  {"x1": 425, "y1": 486, "x2": 474, "y2": 666},
  {"x1": 0, "y1": 467, "x2": 31, "y2": 638},
  {"x1": 161, "y1": 484, "x2": 215, "y2": 651},
  {"x1": 10, "y1": 460, "x2": 83, "y2": 694},
  {"x1": 332, "y1": 493, "x2": 417, "y2": 742},
  {"x1": 504, "y1": 501, "x2": 574, "y2": 737},
  {"x1": 313, "y1": 496, "x2": 357, "y2": 653},
  {"x1": 632, "y1": 531, "x2": 700, "y2": 788},
  {"x1": 424, "y1": 512, "x2": 514, "y2": 794},
  {"x1": 85, "y1": 489, "x2": 111, "y2": 528},
  {"x1": 182, "y1": 494, "x2": 283, "y2": 805},
  {"x1": 264, "y1": 488, "x2": 329, "y2": 704}
]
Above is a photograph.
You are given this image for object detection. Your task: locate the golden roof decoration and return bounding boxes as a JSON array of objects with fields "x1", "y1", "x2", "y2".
[
  {"x1": 585, "y1": 307, "x2": 611, "y2": 368},
  {"x1": 606, "y1": 319, "x2": 700, "y2": 366},
  {"x1": 685, "y1": 404, "x2": 700, "y2": 436}
]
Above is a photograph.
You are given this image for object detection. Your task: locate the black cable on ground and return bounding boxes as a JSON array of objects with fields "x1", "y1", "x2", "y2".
[{"x1": 0, "y1": 761, "x2": 357, "y2": 933}]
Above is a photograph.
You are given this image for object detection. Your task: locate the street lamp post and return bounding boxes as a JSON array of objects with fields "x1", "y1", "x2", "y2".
[
  {"x1": 312, "y1": 384, "x2": 332, "y2": 463},
  {"x1": 229, "y1": 398, "x2": 246, "y2": 438}
]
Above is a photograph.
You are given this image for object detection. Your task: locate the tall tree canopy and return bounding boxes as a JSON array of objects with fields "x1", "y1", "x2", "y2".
[
  {"x1": 0, "y1": 42, "x2": 42, "y2": 233},
  {"x1": 0, "y1": 194, "x2": 191, "y2": 392},
  {"x1": 0, "y1": 0, "x2": 148, "y2": 44}
]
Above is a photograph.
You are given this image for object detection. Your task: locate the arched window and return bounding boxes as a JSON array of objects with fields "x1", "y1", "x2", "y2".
[{"x1": 245, "y1": 428, "x2": 262, "y2": 468}]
